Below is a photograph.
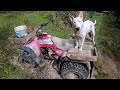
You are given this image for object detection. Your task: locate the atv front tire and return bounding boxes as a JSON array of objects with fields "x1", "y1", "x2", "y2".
[
  {"x1": 61, "y1": 62, "x2": 89, "y2": 79},
  {"x1": 18, "y1": 55, "x2": 38, "y2": 68}
]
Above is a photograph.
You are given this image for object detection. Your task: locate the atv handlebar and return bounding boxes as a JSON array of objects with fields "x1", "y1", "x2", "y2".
[
  {"x1": 40, "y1": 22, "x2": 49, "y2": 29},
  {"x1": 37, "y1": 22, "x2": 49, "y2": 31},
  {"x1": 36, "y1": 22, "x2": 49, "y2": 37}
]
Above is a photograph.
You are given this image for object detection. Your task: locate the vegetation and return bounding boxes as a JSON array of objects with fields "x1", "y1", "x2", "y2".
[{"x1": 86, "y1": 11, "x2": 120, "y2": 78}]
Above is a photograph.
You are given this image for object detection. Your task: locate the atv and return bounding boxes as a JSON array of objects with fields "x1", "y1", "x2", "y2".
[{"x1": 16, "y1": 22, "x2": 98, "y2": 79}]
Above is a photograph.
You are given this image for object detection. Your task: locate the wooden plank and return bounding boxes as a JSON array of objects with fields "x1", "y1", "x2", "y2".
[
  {"x1": 8, "y1": 37, "x2": 16, "y2": 44},
  {"x1": 25, "y1": 28, "x2": 38, "y2": 41},
  {"x1": 14, "y1": 37, "x2": 26, "y2": 44},
  {"x1": 67, "y1": 48, "x2": 97, "y2": 61},
  {"x1": 67, "y1": 54, "x2": 97, "y2": 61},
  {"x1": 8, "y1": 37, "x2": 26, "y2": 44}
]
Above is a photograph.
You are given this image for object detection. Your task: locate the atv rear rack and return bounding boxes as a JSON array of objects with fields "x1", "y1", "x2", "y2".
[{"x1": 67, "y1": 37, "x2": 98, "y2": 62}]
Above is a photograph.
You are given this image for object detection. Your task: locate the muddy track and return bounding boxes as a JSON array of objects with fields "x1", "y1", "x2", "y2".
[
  {"x1": 30, "y1": 60, "x2": 62, "y2": 79},
  {"x1": 10, "y1": 56, "x2": 62, "y2": 79},
  {"x1": 10, "y1": 56, "x2": 96, "y2": 79}
]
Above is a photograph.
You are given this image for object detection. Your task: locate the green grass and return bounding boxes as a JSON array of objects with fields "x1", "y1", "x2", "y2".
[{"x1": 0, "y1": 59, "x2": 31, "y2": 79}]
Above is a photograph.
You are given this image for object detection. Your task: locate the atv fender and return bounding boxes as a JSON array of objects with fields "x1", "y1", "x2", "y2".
[
  {"x1": 58, "y1": 57, "x2": 91, "y2": 79},
  {"x1": 58, "y1": 57, "x2": 91, "y2": 71},
  {"x1": 17, "y1": 45, "x2": 43, "y2": 64}
]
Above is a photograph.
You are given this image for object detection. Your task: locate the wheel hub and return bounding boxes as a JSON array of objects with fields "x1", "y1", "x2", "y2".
[{"x1": 66, "y1": 72, "x2": 80, "y2": 79}]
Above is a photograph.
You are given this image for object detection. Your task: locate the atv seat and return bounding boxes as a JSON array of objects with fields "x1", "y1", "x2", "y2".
[{"x1": 52, "y1": 37, "x2": 76, "y2": 51}]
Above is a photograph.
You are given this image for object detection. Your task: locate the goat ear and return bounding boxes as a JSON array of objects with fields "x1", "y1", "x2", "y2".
[
  {"x1": 78, "y1": 11, "x2": 83, "y2": 20},
  {"x1": 69, "y1": 15, "x2": 74, "y2": 21}
]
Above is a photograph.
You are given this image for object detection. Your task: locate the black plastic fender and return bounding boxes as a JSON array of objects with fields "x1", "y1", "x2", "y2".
[
  {"x1": 58, "y1": 57, "x2": 91, "y2": 73},
  {"x1": 17, "y1": 45, "x2": 43, "y2": 65}
]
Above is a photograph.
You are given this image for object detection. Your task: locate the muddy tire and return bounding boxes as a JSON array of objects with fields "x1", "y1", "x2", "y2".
[
  {"x1": 61, "y1": 62, "x2": 89, "y2": 79},
  {"x1": 18, "y1": 55, "x2": 38, "y2": 68}
]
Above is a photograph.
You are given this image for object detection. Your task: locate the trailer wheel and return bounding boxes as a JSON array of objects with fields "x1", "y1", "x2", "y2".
[{"x1": 61, "y1": 62, "x2": 89, "y2": 79}]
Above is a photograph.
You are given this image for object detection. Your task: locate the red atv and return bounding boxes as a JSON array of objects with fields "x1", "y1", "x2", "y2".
[{"x1": 17, "y1": 22, "x2": 98, "y2": 79}]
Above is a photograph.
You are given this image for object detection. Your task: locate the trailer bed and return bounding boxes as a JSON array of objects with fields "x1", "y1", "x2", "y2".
[{"x1": 67, "y1": 35, "x2": 98, "y2": 62}]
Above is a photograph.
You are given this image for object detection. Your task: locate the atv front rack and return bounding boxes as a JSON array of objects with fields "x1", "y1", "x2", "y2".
[{"x1": 9, "y1": 27, "x2": 38, "y2": 45}]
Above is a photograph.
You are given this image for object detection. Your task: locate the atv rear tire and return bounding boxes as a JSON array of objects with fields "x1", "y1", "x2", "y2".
[
  {"x1": 18, "y1": 55, "x2": 38, "y2": 68},
  {"x1": 61, "y1": 62, "x2": 89, "y2": 79}
]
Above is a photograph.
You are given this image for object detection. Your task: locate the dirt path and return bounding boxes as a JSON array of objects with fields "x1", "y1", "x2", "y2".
[
  {"x1": 10, "y1": 56, "x2": 97, "y2": 79},
  {"x1": 10, "y1": 56, "x2": 62, "y2": 79},
  {"x1": 30, "y1": 60, "x2": 62, "y2": 79},
  {"x1": 94, "y1": 54, "x2": 119, "y2": 79}
]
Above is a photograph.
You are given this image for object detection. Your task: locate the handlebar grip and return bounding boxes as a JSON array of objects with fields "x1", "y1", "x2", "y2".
[{"x1": 41, "y1": 22, "x2": 49, "y2": 28}]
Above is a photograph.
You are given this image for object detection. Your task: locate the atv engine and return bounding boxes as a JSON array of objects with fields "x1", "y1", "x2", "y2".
[
  {"x1": 41, "y1": 48, "x2": 59, "y2": 60},
  {"x1": 48, "y1": 48, "x2": 59, "y2": 60}
]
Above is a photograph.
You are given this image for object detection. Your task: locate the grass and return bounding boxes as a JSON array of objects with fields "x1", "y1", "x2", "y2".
[{"x1": 0, "y1": 58, "x2": 31, "y2": 79}]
